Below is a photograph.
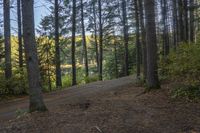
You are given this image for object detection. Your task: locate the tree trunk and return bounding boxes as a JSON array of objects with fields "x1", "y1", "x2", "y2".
[
  {"x1": 55, "y1": 0, "x2": 62, "y2": 88},
  {"x1": 17, "y1": 0, "x2": 23, "y2": 69},
  {"x1": 144, "y1": 0, "x2": 160, "y2": 89},
  {"x1": 172, "y1": 0, "x2": 178, "y2": 49},
  {"x1": 114, "y1": 38, "x2": 118, "y2": 78},
  {"x1": 121, "y1": 0, "x2": 129, "y2": 76},
  {"x1": 3, "y1": 0, "x2": 12, "y2": 79},
  {"x1": 134, "y1": 0, "x2": 141, "y2": 80},
  {"x1": 47, "y1": 46, "x2": 52, "y2": 91},
  {"x1": 22, "y1": 0, "x2": 47, "y2": 112},
  {"x1": 72, "y1": 0, "x2": 77, "y2": 85},
  {"x1": 138, "y1": 0, "x2": 147, "y2": 81},
  {"x1": 161, "y1": 0, "x2": 170, "y2": 56},
  {"x1": 183, "y1": 0, "x2": 189, "y2": 42},
  {"x1": 93, "y1": 1, "x2": 99, "y2": 73},
  {"x1": 98, "y1": 0, "x2": 103, "y2": 80},
  {"x1": 81, "y1": 0, "x2": 89, "y2": 77},
  {"x1": 189, "y1": 0, "x2": 194, "y2": 43},
  {"x1": 178, "y1": 0, "x2": 185, "y2": 42}
]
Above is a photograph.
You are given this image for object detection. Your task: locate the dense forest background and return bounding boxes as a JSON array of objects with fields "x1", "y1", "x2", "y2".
[{"x1": 0, "y1": 0, "x2": 200, "y2": 103}]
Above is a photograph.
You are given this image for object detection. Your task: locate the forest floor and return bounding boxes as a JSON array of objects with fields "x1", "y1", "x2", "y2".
[{"x1": 0, "y1": 76, "x2": 200, "y2": 133}]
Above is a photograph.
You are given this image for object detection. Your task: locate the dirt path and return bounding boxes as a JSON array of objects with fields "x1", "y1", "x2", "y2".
[
  {"x1": 0, "y1": 76, "x2": 135, "y2": 122},
  {"x1": 1, "y1": 76, "x2": 200, "y2": 133}
]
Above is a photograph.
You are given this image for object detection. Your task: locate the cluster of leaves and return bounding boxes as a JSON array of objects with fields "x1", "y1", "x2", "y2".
[
  {"x1": 160, "y1": 43, "x2": 200, "y2": 85},
  {"x1": 0, "y1": 34, "x2": 28, "y2": 96},
  {"x1": 62, "y1": 67, "x2": 99, "y2": 88},
  {"x1": 0, "y1": 70, "x2": 28, "y2": 96},
  {"x1": 104, "y1": 35, "x2": 136, "y2": 80},
  {"x1": 84, "y1": 75, "x2": 99, "y2": 83},
  {"x1": 171, "y1": 85, "x2": 200, "y2": 102},
  {"x1": 62, "y1": 75, "x2": 72, "y2": 88},
  {"x1": 37, "y1": 37, "x2": 56, "y2": 92},
  {"x1": 159, "y1": 43, "x2": 200, "y2": 100}
]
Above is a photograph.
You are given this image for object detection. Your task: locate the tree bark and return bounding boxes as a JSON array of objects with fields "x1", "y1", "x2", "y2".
[
  {"x1": 134, "y1": 0, "x2": 141, "y2": 80},
  {"x1": 47, "y1": 45, "x2": 52, "y2": 91},
  {"x1": 183, "y1": 0, "x2": 189, "y2": 42},
  {"x1": 178, "y1": 0, "x2": 185, "y2": 42},
  {"x1": 72, "y1": 0, "x2": 77, "y2": 85},
  {"x1": 17, "y1": 0, "x2": 23, "y2": 69},
  {"x1": 144, "y1": 0, "x2": 160, "y2": 89},
  {"x1": 189, "y1": 0, "x2": 195, "y2": 43},
  {"x1": 161, "y1": 0, "x2": 170, "y2": 56},
  {"x1": 138, "y1": 0, "x2": 147, "y2": 81},
  {"x1": 55, "y1": 0, "x2": 62, "y2": 88},
  {"x1": 172, "y1": 0, "x2": 178, "y2": 49},
  {"x1": 22, "y1": 0, "x2": 47, "y2": 112},
  {"x1": 92, "y1": 1, "x2": 99, "y2": 72},
  {"x1": 121, "y1": 0, "x2": 129, "y2": 76},
  {"x1": 98, "y1": 0, "x2": 103, "y2": 80},
  {"x1": 3, "y1": 0, "x2": 12, "y2": 79},
  {"x1": 81, "y1": 0, "x2": 89, "y2": 77},
  {"x1": 114, "y1": 38, "x2": 118, "y2": 78}
]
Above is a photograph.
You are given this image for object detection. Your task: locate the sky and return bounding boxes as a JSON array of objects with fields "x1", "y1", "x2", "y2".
[
  {"x1": 6, "y1": 0, "x2": 50, "y2": 34},
  {"x1": 34, "y1": 0, "x2": 50, "y2": 26}
]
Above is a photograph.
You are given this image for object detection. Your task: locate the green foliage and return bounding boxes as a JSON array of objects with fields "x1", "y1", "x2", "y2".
[
  {"x1": 171, "y1": 85, "x2": 200, "y2": 101},
  {"x1": 37, "y1": 37, "x2": 56, "y2": 91},
  {"x1": 159, "y1": 43, "x2": 200, "y2": 86},
  {"x1": 84, "y1": 75, "x2": 99, "y2": 84},
  {"x1": 16, "y1": 108, "x2": 28, "y2": 118},
  {"x1": 104, "y1": 35, "x2": 136, "y2": 79},
  {"x1": 0, "y1": 70, "x2": 28, "y2": 95},
  {"x1": 104, "y1": 54, "x2": 118, "y2": 79},
  {"x1": 160, "y1": 43, "x2": 200, "y2": 101},
  {"x1": 75, "y1": 67, "x2": 99, "y2": 84},
  {"x1": 62, "y1": 75, "x2": 72, "y2": 88},
  {"x1": 62, "y1": 69, "x2": 99, "y2": 88}
]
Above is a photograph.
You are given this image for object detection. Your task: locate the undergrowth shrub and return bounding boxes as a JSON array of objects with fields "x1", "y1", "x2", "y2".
[
  {"x1": 159, "y1": 43, "x2": 200, "y2": 100},
  {"x1": 62, "y1": 75, "x2": 72, "y2": 88},
  {"x1": 160, "y1": 43, "x2": 200, "y2": 86},
  {"x1": 171, "y1": 85, "x2": 200, "y2": 101},
  {"x1": 0, "y1": 70, "x2": 28, "y2": 96},
  {"x1": 84, "y1": 75, "x2": 99, "y2": 84}
]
